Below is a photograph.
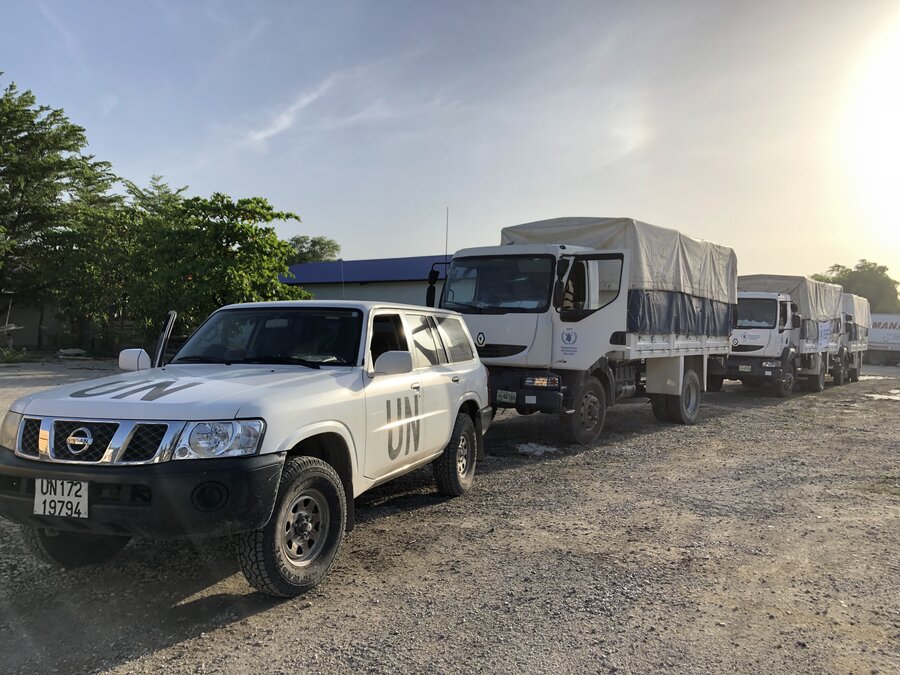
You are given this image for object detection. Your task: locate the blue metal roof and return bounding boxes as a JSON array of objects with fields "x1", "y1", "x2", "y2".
[{"x1": 282, "y1": 255, "x2": 450, "y2": 285}]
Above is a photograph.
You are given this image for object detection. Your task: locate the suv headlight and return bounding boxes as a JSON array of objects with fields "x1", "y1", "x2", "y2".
[
  {"x1": 172, "y1": 420, "x2": 264, "y2": 460},
  {"x1": 1, "y1": 411, "x2": 22, "y2": 451}
]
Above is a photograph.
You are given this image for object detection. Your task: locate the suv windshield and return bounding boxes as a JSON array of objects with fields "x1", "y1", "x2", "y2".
[
  {"x1": 171, "y1": 307, "x2": 363, "y2": 366},
  {"x1": 736, "y1": 298, "x2": 777, "y2": 329},
  {"x1": 441, "y1": 255, "x2": 553, "y2": 313}
]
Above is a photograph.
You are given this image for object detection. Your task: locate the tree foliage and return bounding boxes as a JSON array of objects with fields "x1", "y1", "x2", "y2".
[
  {"x1": 1, "y1": 74, "x2": 326, "y2": 352},
  {"x1": 287, "y1": 234, "x2": 341, "y2": 264},
  {"x1": 0, "y1": 76, "x2": 117, "y2": 302},
  {"x1": 813, "y1": 260, "x2": 900, "y2": 313}
]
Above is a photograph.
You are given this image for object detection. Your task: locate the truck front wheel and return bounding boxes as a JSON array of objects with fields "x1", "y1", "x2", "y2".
[
  {"x1": 832, "y1": 355, "x2": 847, "y2": 386},
  {"x1": 20, "y1": 526, "x2": 130, "y2": 568},
  {"x1": 433, "y1": 412, "x2": 477, "y2": 496},
  {"x1": 562, "y1": 376, "x2": 606, "y2": 444},
  {"x1": 235, "y1": 456, "x2": 346, "y2": 598},
  {"x1": 774, "y1": 364, "x2": 795, "y2": 398}
]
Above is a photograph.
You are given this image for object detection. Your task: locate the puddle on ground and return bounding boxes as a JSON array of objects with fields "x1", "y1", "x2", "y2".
[
  {"x1": 517, "y1": 442, "x2": 562, "y2": 457},
  {"x1": 865, "y1": 389, "x2": 900, "y2": 401}
]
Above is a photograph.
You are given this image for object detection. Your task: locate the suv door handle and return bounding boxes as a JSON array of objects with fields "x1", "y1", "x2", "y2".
[
  {"x1": 450, "y1": 376, "x2": 460, "y2": 383},
  {"x1": 410, "y1": 382, "x2": 421, "y2": 390}
]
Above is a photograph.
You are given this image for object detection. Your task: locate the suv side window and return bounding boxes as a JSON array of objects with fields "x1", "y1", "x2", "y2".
[
  {"x1": 435, "y1": 316, "x2": 475, "y2": 362},
  {"x1": 370, "y1": 314, "x2": 408, "y2": 364},
  {"x1": 408, "y1": 314, "x2": 447, "y2": 368}
]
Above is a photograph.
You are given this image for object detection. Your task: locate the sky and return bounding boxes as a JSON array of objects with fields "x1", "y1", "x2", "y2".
[{"x1": 3, "y1": 0, "x2": 900, "y2": 278}]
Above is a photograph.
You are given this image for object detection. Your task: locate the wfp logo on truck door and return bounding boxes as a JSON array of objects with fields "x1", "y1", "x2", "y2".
[{"x1": 385, "y1": 396, "x2": 421, "y2": 460}]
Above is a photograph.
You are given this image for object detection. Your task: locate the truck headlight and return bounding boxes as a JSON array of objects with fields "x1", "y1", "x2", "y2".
[
  {"x1": 172, "y1": 420, "x2": 264, "y2": 460},
  {"x1": 522, "y1": 375, "x2": 560, "y2": 388},
  {"x1": 761, "y1": 361, "x2": 781, "y2": 368},
  {"x1": 0, "y1": 412, "x2": 22, "y2": 451}
]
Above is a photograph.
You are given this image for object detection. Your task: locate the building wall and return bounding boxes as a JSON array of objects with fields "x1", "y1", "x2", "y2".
[{"x1": 301, "y1": 281, "x2": 443, "y2": 306}]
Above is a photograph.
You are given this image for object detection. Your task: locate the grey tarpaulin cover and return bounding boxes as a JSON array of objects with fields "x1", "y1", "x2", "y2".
[
  {"x1": 842, "y1": 293, "x2": 871, "y2": 328},
  {"x1": 500, "y1": 217, "x2": 738, "y2": 304},
  {"x1": 738, "y1": 275, "x2": 843, "y2": 322}
]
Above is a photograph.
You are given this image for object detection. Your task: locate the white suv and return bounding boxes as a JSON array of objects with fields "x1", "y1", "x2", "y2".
[{"x1": 0, "y1": 301, "x2": 491, "y2": 596}]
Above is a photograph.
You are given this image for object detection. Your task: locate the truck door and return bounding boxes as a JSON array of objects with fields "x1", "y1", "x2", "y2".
[
  {"x1": 552, "y1": 252, "x2": 629, "y2": 371},
  {"x1": 363, "y1": 312, "x2": 428, "y2": 481}
]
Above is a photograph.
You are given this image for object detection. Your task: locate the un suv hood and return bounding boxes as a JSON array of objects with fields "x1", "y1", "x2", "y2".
[{"x1": 12, "y1": 365, "x2": 357, "y2": 421}]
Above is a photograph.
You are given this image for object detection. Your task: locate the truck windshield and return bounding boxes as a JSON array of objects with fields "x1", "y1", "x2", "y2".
[
  {"x1": 171, "y1": 308, "x2": 363, "y2": 366},
  {"x1": 441, "y1": 255, "x2": 554, "y2": 313},
  {"x1": 736, "y1": 298, "x2": 777, "y2": 329}
]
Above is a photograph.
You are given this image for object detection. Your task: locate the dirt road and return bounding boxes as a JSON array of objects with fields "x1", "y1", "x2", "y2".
[{"x1": 0, "y1": 361, "x2": 897, "y2": 673}]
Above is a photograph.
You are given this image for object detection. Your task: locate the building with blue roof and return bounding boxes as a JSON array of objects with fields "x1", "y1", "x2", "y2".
[{"x1": 281, "y1": 255, "x2": 450, "y2": 306}]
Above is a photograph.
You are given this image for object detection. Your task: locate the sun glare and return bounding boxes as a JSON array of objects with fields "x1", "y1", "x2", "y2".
[{"x1": 844, "y1": 19, "x2": 900, "y2": 250}]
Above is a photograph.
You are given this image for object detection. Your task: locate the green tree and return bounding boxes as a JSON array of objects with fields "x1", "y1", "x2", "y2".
[
  {"x1": 813, "y1": 260, "x2": 900, "y2": 313},
  {"x1": 287, "y1": 234, "x2": 341, "y2": 264},
  {"x1": 128, "y1": 187, "x2": 309, "y2": 331},
  {"x1": 0, "y1": 76, "x2": 117, "y2": 302}
]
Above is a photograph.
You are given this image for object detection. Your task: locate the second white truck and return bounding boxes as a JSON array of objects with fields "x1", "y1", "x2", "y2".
[
  {"x1": 724, "y1": 275, "x2": 843, "y2": 395},
  {"x1": 841, "y1": 293, "x2": 871, "y2": 381},
  {"x1": 434, "y1": 217, "x2": 738, "y2": 444},
  {"x1": 867, "y1": 313, "x2": 900, "y2": 366}
]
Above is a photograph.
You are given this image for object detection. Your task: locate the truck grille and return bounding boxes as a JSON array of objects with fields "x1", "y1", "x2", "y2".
[
  {"x1": 476, "y1": 344, "x2": 527, "y2": 358},
  {"x1": 14, "y1": 418, "x2": 182, "y2": 465},
  {"x1": 731, "y1": 344, "x2": 763, "y2": 352},
  {"x1": 53, "y1": 421, "x2": 119, "y2": 462}
]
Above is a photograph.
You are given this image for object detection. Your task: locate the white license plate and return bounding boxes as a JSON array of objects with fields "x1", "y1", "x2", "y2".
[
  {"x1": 738, "y1": 365, "x2": 752, "y2": 372},
  {"x1": 496, "y1": 390, "x2": 517, "y2": 404},
  {"x1": 33, "y1": 479, "x2": 88, "y2": 519}
]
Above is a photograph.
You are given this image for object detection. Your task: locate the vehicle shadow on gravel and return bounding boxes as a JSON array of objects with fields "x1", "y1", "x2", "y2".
[{"x1": 0, "y1": 535, "x2": 282, "y2": 673}]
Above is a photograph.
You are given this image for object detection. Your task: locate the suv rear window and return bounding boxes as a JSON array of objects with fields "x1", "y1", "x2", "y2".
[{"x1": 436, "y1": 317, "x2": 475, "y2": 362}]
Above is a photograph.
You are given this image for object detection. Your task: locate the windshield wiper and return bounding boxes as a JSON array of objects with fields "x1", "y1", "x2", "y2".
[
  {"x1": 170, "y1": 355, "x2": 224, "y2": 364},
  {"x1": 442, "y1": 301, "x2": 483, "y2": 314},
  {"x1": 234, "y1": 357, "x2": 321, "y2": 369}
]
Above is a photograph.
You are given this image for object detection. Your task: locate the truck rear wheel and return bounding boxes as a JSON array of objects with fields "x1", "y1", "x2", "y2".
[
  {"x1": 235, "y1": 456, "x2": 346, "y2": 598},
  {"x1": 668, "y1": 369, "x2": 701, "y2": 425},
  {"x1": 806, "y1": 359, "x2": 826, "y2": 392},
  {"x1": 20, "y1": 526, "x2": 130, "y2": 568},
  {"x1": 849, "y1": 363, "x2": 860, "y2": 382},
  {"x1": 563, "y1": 376, "x2": 606, "y2": 444},
  {"x1": 433, "y1": 412, "x2": 477, "y2": 496}
]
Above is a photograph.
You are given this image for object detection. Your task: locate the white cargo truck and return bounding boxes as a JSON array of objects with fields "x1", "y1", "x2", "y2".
[
  {"x1": 867, "y1": 313, "x2": 900, "y2": 365},
  {"x1": 433, "y1": 217, "x2": 738, "y2": 444},
  {"x1": 840, "y1": 293, "x2": 870, "y2": 380},
  {"x1": 724, "y1": 275, "x2": 843, "y2": 395},
  {"x1": 0, "y1": 301, "x2": 491, "y2": 597}
]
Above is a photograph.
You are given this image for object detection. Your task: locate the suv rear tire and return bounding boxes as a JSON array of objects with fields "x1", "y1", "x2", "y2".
[
  {"x1": 235, "y1": 456, "x2": 346, "y2": 597},
  {"x1": 433, "y1": 412, "x2": 477, "y2": 496}
]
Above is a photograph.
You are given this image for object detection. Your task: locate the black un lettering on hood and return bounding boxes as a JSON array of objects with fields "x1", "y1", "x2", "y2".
[{"x1": 70, "y1": 380, "x2": 203, "y2": 401}]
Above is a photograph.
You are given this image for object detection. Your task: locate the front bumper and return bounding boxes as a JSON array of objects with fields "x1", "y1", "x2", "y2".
[
  {"x1": 724, "y1": 355, "x2": 783, "y2": 380},
  {"x1": 488, "y1": 368, "x2": 563, "y2": 414},
  {"x1": 0, "y1": 449, "x2": 284, "y2": 538}
]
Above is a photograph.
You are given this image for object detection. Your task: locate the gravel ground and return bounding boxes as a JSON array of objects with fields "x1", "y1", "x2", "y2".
[{"x1": 0, "y1": 361, "x2": 898, "y2": 674}]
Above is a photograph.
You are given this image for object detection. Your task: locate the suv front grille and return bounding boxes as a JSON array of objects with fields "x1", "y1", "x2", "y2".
[
  {"x1": 53, "y1": 421, "x2": 119, "y2": 462},
  {"x1": 14, "y1": 418, "x2": 181, "y2": 464},
  {"x1": 20, "y1": 418, "x2": 41, "y2": 457}
]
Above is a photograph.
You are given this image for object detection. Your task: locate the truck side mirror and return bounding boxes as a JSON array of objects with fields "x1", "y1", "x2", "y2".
[
  {"x1": 552, "y1": 279, "x2": 565, "y2": 309},
  {"x1": 556, "y1": 258, "x2": 570, "y2": 279},
  {"x1": 425, "y1": 285, "x2": 436, "y2": 307},
  {"x1": 373, "y1": 351, "x2": 414, "y2": 376},
  {"x1": 845, "y1": 314, "x2": 853, "y2": 325},
  {"x1": 791, "y1": 314, "x2": 801, "y2": 329},
  {"x1": 119, "y1": 348, "x2": 151, "y2": 372}
]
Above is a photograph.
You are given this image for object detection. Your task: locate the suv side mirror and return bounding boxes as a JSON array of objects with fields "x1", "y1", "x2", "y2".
[
  {"x1": 373, "y1": 351, "x2": 414, "y2": 376},
  {"x1": 791, "y1": 314, "x2": 801, "y2": 329},
  {"x1": 119, "y1": 348, "x2": 151, "y2": 372}
]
